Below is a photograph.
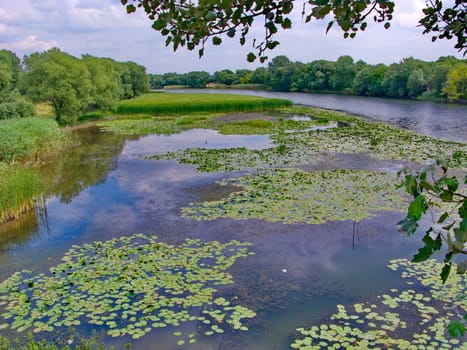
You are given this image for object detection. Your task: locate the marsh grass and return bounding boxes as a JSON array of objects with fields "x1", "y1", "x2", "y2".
[
  {"x1": 0, "y1": 164, "x2": 44, "y2": 224},
  {"x1": 116, "y1": 93, "x2": 291, "y2": 115},
  {"x1": 0, "y1": 117, "x2": 70, "y2": 224},
  {"x1": 0, "y1": 117, "x2": 69, "y2": 162}
]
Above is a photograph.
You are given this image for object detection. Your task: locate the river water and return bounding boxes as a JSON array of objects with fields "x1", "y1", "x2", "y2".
[{"x1": 0, "y1": 94, "x2": 465, "y2": 349}]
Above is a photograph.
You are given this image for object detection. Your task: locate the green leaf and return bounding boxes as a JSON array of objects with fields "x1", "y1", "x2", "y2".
[
  {"x1": 247, "y1": 52, "x2": 256, "y2": 62},
  {"x1": 408, "y1": 195, "x2": 426, "y2": 220},
  {"x1": 412, "y1": 246, "x2": 433, "y2": 263},
  {"x1": 282, "y1": 18, "x2": 292, "y2": 29},
  {"x1": 398, "y1": 217, "x2": 418, "y2": 235},
  {"x1": 447, "y1": 320, "x2": 465, "y2": 337},
  {"x1": 440, "y1": 263, "x2": 452, "y2": 283}
]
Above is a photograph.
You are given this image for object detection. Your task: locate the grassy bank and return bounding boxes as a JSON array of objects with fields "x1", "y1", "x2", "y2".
[
  {"x1": 0, "y1": 117, "x2": 70, "y2": 224},
  {"x1": 116, "y1": 92, "x2": 291, "y2": 115}
]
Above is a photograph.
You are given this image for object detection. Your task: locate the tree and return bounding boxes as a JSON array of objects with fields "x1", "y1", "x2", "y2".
[
  {"x1": 353, "y1": 64, "x2": 387, "y2": 96},
  {"x1": 22, "y1": 48, "x2": 92, "y2": 125},
  {"x1": 184, "y1": 71, "x2": 211, "y2": 88},
  {"x1": 443, "y1": 63, "x2": 467, "y2": 101},
  {"x1": 0, "y1": 50, "x2": 21, "y2": 87},
  {"x1": 265, "y1": 55, "x2": 297, "y2": 91},
  {"x1": 122, "y1": 1, "x2": 466, "y2": 61},
  {"x1": 407, "y1": 68, "x2": 428, "y2": 98},
  {"x1": 82, "y1": 55, "x2": 123, "y2": 111},
  {"x1": 330, "y1": 55, "x2": 357, "y2": 92},
  {"x1": 0, "y1": 50, "x2": 35, "y2": 120},
  {"x1": 214, "y1": 69, "x2": 238, "y2": 85}
]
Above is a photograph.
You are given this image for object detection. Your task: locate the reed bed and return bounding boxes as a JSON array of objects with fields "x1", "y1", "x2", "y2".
[
  {"x1": 116, "y1": 93, "x2": 291, "y2": 115},
  {"x1": 0, "y1": 117, "x2": 70, "y2": 224},
  {"x1": 0, "y1": 117, "x2": 68, "y2": 162},
  {"x1": 0, "y1": 164, "x2": 44, "y2": 224}
]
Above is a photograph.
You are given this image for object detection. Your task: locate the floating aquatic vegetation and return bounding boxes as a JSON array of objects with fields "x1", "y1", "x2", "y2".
[
  {"x1": 152, "y1": 107, "x2": 466, "y2": 171},
  {"x1": 182, "y1": 169, "x2": 406, "y2": 224},
  {"x1": 150, "y1": 146, "x2": 323, "y2": 172},
  {"x1": 291, "y1": 259, "x2": 466, "y2": 349},
  {"x1": 274, "y1": 115, "x2": 466, "y2": 168},
  {"x1": 0, "y1": 234, "x2": 256, "y2": 343},
  {"x1": 98, "y1": 114, "x2": 213, "y2": 135}
]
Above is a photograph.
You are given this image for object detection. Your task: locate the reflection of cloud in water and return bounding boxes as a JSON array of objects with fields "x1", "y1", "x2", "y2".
[
  {"x1": 46, "y1": 192, "x2": 92, "y2": 223},
  {"x1": 89, "y1": 204, "x2": 139, "y2": 232},
  {"x1": 121, "y1": 129, "x2": 273, "y2": 157},
  {"x1": 114, "y1": 158, "x2": 223, "y2": 215}
]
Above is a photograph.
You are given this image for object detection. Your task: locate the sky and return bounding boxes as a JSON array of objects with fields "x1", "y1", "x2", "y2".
[{"x1": 0, "y1": 0, "x2": 464, "y2": 74}]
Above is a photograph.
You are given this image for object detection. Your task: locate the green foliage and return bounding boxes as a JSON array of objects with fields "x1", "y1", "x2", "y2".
[
  {"x1": 0, "y1": 52, "x2": 35, "y2": 120},
  {"x1": 398, "y1": 159, "x2": 466, "y2": 282},
  {"x1": 443, "y1": 63, "x2": 467, "y2": 101},
  {"x1": 291, "y1": 258, "x2": 466, "y2": 349},
  {"x1": 21, "y1": 49, "x2": 92, "y2": 125},
  {"x1": 182, "y1": 169, "x2": 406, "y2": 224},
  {"x1": 419, "y1": 0, "x2": 466, "y2": 54},
  {"x1": 123, "y1": 0, "x2": 395, "y2": 61},
  {"x1": 0, "y1": 117, "x2": 68, "y2": 162},
  {"x1": 0, "y1": 164, "x2": 44, "y2": 224},
  {"x1": 124, "y1": 1, "x2": 465, "y2": 60},
  {"x1": 398, "y1": 158, "x2": 466, "y2": 337},
  {"x1": 21, "y1": 49, "x2": 149, "y2": 125},
  {"x1": 115, "y1": 93, "x2": 291, "y2": 115},
  {"x1": 0, "y1": 234, "x2": 255, "y2": 343}
]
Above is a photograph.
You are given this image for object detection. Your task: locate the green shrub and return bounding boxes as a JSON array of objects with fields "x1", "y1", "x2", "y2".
[{"x1": 0, "y1": 92, "x2": 35, "y2": 120}]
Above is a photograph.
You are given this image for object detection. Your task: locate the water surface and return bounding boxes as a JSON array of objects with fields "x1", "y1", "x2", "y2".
[{"x1": 0, "y1": 117, "x2": 453, "y2": 348}]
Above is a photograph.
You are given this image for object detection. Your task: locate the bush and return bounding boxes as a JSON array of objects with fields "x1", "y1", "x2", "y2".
[{"x1": 0, "y1": 91, "x2": 35, "y2": 120}]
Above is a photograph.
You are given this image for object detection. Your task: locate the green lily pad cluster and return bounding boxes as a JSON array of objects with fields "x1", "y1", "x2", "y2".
[
  {"x1": 150, "y1": 146, "x2": 324, "y2": 172},
  {"x1": 291, "y1": 258, "x2": 466, "y2": 349},
  {"x1": 182, "y1": 168, "x2": 407, "y2": 224},
  {"x1": 0, "y1": 234, "x2": 256, "y2": 342},
  {"x1": 275, "y1": 117, "x2": 466, "y2": 167}
]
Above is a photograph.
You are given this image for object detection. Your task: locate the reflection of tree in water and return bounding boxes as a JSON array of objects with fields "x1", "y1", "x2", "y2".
[
  {"x1": 0, "y1": 209, "x2": 39, "y2": 251},
  {"x1": 40, "y1": 126, "x2": 136, "y2": 203}
]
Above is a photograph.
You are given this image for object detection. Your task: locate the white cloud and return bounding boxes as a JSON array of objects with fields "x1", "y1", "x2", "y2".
[{"x1": 2, "y1": 34, "x2": 58, "y2": 52}]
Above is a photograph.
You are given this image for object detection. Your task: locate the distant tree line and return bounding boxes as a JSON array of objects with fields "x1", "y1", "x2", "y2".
[
  {"x1": 149, "y1": 55, "x2": 466, "y2": 102},
  {"x1": 0, "y1": 49, "x2": 150, "y2": 125}
]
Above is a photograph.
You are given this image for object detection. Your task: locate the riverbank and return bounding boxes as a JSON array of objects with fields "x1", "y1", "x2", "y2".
[{"x1": 0, "y1": 117, "x2": 70, "y2": 224}]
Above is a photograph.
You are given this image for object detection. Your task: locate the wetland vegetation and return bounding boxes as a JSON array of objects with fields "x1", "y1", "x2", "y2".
[{"x1": 0, "y1": 82, "x2": 466, "y2": 348}]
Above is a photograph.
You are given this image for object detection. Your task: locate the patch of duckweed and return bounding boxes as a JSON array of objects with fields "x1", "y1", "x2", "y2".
[
  {"x1": 291, "y1": 259, "x2": 466, "y2": 349},
  {"x1": 0, "y1": 234, "x2": 256, "y2": 343},
  {"x1": 182, "y1": 169, "x2": 406, "y2": 224}
]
